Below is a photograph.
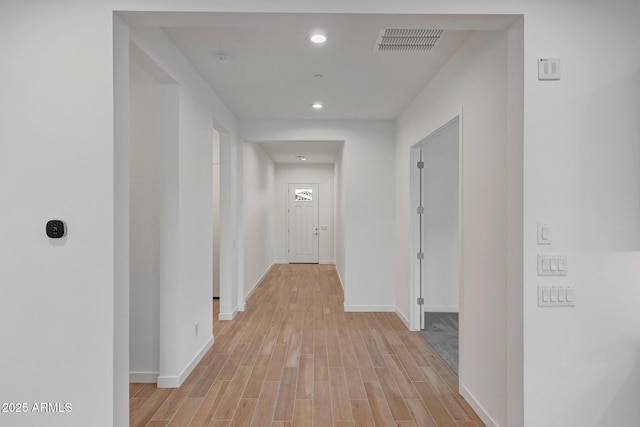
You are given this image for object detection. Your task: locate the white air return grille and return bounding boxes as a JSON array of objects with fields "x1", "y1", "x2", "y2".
[{"x1": 375, "y1": 29, "x2": 446, "y2": 52}]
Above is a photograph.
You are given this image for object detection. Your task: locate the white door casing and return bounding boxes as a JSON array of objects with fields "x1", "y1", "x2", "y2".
[
  {"x1": 288, "y1": 183, "x2": 319, "y2": 263},
  {"x1": 410, "y1": 115, "x2": 461, "y2": 332}
]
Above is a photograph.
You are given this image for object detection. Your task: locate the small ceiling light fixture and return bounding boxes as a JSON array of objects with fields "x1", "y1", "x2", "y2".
[
  {"x1": 310, "y1": 33, "x2": 327, "y2": 44},
  {"x1": 311, "y1": 102, "x2": 324, "y2": 110},
  {"x1": 214, "y1": 52, "x2": 231, "y2": 62}
]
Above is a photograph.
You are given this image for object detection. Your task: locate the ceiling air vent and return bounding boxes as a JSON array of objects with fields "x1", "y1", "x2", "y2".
[{"x1": 374, "y1": 29, "x2": 446, "y2": 53}]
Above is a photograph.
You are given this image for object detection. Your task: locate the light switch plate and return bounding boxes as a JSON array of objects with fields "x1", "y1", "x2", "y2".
[
  {"x1": 538, "y1": 285, "x2": 575, "y2": 307},
  {"x1": 537, "y1": 223, "x2": 552, "y2": 245},
  {"x1": 538, "y1": 254, "x2": 567, "y2": 276},
  {"x1": 538, "y1": 58, "x2": 561, "y2": 80}
]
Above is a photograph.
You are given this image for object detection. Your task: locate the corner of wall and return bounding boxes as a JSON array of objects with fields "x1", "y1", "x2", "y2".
[
  {"x1": 460, "y1": 386, "x2": 499, "y2": 427},
  {"x1": 157, "y1": 336, "x2": 214, "y2": 388},
  {"x1": 394, "y1": 307, "x2": 411, "y2": 330}
]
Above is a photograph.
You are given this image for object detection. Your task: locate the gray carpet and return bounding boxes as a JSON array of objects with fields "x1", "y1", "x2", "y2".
[{"x1": 420, "y1": 312, "x2": 459, "y2": 374}]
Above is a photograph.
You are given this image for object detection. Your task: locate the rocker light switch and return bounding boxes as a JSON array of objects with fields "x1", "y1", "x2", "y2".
[
  {"x1": 538, "y1": 285, "x2": 575, "y2": 307},
  {"x1": 538, "y1": 255, "x2": 567, "y2": 276},
  {"x1": 538, "y1": 58, "x2": 561, "y2": 80},
  {"x1": 537, "y1": 223, "x2": 552, "y2": 245}
]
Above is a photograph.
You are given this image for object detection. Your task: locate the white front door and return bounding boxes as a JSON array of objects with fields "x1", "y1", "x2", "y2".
[{"x1": 288, "y1": 183, "x2": 319, "y2": 263}]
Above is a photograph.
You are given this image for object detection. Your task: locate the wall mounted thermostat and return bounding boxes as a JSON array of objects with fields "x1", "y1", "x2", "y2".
[{"x1": 46, "y1": 220, "x2": 65, "y2": 238}]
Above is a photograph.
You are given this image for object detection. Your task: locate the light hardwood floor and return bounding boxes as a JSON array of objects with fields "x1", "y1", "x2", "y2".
[{"x1": 130, "y1": 264, "x2": 484, "y2": 427}]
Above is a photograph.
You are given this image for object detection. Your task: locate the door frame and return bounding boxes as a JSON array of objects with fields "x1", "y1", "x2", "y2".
[{"x1": 409, "y1": 112, "x2": 463, "y2": 376}]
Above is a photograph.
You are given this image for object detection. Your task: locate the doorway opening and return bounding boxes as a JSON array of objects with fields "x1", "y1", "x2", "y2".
[{"x1": 410, "y1": 116, "x2": 461, "y2": 375}]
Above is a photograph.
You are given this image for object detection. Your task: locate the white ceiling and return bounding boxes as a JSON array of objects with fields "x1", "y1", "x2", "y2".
[
  {"x1": 255, "y1": 140, "x2": 343, "y2": 164},
  {"x1": 122, "y1": 12, "x2": 518, "y2": 161},
  {"x1": 162, "y1": 18, "x2": 470, "y2": 120}
]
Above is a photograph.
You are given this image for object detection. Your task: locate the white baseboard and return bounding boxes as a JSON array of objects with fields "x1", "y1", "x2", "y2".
[
  {"x1": 424, "y1": 305, "x2": 459, "y2": 313},
  {"x1": 276, "y1": 260, "x2": 335, "y2": 265},
  {"x1": 218, "y1": 306, "x2": 238, "y2": 321},
  {"x1": 157, "y1": 336, "x2": 214, "y2": 388},
  {"x1": 129, "y1": 371, "x2": 159, "y2": 383},
  {"x1": 344, "y1": 305, "x2": 395, "y2": 312},
  {"x1": 460, "y1": 385, "x2": 498, "y2": 427},
  {"x1": 395, "y1": 307, "x2": 410, "y2": 329}
]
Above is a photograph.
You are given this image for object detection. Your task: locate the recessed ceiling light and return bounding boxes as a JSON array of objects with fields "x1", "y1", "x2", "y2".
[
  {"x1": 311, "y1": 102, "x2": 324, "y2": 110},
  {"x1": 310, "y1": 33, "x2": 327, "y2": 44},
  {"x1": 214, "y1": 52, "x2": 231, "y2": 62}
]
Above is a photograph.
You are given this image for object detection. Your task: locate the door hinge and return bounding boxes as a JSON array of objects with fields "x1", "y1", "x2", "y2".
[
  {"x1": 417, "y1": 206, "x2": 424, "y2": 215},
  {"x1": 417, "y1": 161, "x2": 424, "y2": 169},
  {"x1": 417, "y1": 252, "x2": 424, "y2": 260},
  {"x1": 417, "y1": 297, "x2": 424, "y2": 305}
]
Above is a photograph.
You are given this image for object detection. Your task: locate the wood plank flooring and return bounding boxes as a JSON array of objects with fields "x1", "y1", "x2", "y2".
[{"x1": 130, "y1": 264, "x2": 485, "y2": 427}]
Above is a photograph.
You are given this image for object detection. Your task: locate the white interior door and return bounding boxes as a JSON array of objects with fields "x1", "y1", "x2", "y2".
[
  {"x1": 415, "y1": 118, "x2": 460, "y2": 327},
  {"x1": 410, "y1": 117, "x2": 462, "y2": 336},
  {"x1": 288, "y1": 183, "x2": 319, "y2": 263}
]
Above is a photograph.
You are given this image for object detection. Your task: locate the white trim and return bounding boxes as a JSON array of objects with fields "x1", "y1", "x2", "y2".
[
  {"x1": 157, "y1": 336, "x2": 214, "y2": 388},
  {"x1": 395, "y1": 307, "x2": 411, "y2": 330},
  {"x1": 129, "y1": 371, "x2": 159, "y2": 384},
  {"x1": 319, "y1": 260, "x2": 335, "y2": 264},
  {"x1": 460, "y1": 385, "x2": 498, "y2": 427},
  {"x1": 274, "y1": 260, "x2": 289, "y2": 264},
  {"x1": 344, "y1": 305, "x2": 395, "y2": 312},
  {"x1": 218, "y1": 306, "x2": 238, "y2": 321},
  {"x1": 424, "y1": 305, "x2": 459, "y2": 313},
  {"x1": 409, "y1": 113, "x2": 462, "y2": 332}
]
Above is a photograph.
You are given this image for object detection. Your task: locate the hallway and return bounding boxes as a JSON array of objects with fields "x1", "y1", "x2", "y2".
[{"x1": 129, "y1": 264, "x2": 484, "y2": 426}]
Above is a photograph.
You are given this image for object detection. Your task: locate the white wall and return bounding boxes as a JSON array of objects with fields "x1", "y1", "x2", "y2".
[
  {"x1": 0, "y1": 3, "x2": 119, "y2": 425},
  {"x1": 240, "y1": 120, "x2": 395, "y2": 311},
  {"x1": 274, "y1": 163, "x2": 335, "y2": 264},
  {"x1": 521, "y1": 2, "x2": 640, "y2": 426},
  {"x1": 420, "y1": 121, "x2": 459, "y2": 312},
  {"x1": 1, "y1": 2, "x2": 638, "y2": 427},
  {"x1": 243, "y1": 143, "x2": 275, "y2": 296},
  {"x1": 396, "y1": 30, "x2": 510, "y2": 425},
  {"x1": 127, "y1": 27, "x2": 240, "y2": 387},
  {"x1": 334, "y1": 144, "x2": 346, "y2": 286},
  {"x1": 129, "y1": 62, "x2": 177, "y2": 381},
  {"x1": 113, "y1": 17, "x2": 131, "y2": 427}
]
